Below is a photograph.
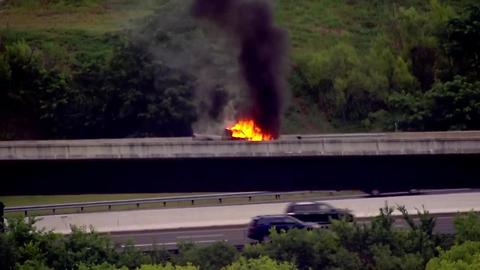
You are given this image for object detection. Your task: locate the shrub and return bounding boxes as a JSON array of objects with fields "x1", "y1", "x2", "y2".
[
  {"x1": 223, "y1": 256, "x2": 297, "y2": 270},
  {"x1": 77, "y1": 262, "x2": 128, "y2": 270},
  {"x1": 426, "y1": 241, "x2": 480, "y2": 270},
  {"x1": 16, "y1": 260, "x2": 53, "y2": 270},
  {"x1": 454, "y1": 212, "x2": 480, "y2": 243},
  {"x1": 174, "y1": 241, "x2": 238, "y2": 270},
  {"x1": 0, "y1": 233, "x2": 16, "y2": 270},
  {"x1": 263, "y1": 228, "x2": 361, "y2": 270},
  {"x1": 137, "y1": 263, "x2": 199, "y2": 270}
]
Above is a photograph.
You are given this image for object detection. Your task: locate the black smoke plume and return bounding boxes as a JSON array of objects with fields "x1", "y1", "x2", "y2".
[{"x1": 192, "y1": 0, "x2": 289, "y2": 138}]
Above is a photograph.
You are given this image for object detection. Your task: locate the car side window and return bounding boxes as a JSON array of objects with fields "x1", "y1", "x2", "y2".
[
  {"x1": 293, "y1": 204, "x2": 317, "y2": 212},
  {"x1": 317, "y1": 204, "x2": 331, "y2": 211},
  {"x1": 259, "y1": 218, "x2": 271, "y2": 225},
  {"x1": 272, "y1": 218, "x2": 285, "y2": 224},
  {"x1": 282, "y1": 217, "x2": 298, "y2": 224}
]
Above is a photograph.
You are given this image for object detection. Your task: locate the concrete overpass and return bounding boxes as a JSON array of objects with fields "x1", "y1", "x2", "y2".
[
  {"x1": 1, "y1": 131, "x2": 479, "y2": 195},
  {"x1": 1, "y1": 131, "x2": 480, "y2": 160}
]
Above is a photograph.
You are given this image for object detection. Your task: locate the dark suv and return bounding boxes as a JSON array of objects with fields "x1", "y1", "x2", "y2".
[
  {"x1": 247, "y1": 215, "x2": 318, "y2": 242},
  {"x1": 285, "y1": 202, "x2": 354, "y2": 225}
]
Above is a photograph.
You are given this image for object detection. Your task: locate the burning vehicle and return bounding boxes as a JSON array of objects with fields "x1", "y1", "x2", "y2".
[
  {"x1": 192, "y1": 0, "x2": 289, "y2": 142},
  {"x1": 225, "y1": 119, "x2": 273, "y2": 141}
]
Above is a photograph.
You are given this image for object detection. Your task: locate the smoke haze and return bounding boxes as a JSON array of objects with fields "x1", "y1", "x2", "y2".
[{"x1": 192, "y1": 0, "x2": 289, "y2": 138}]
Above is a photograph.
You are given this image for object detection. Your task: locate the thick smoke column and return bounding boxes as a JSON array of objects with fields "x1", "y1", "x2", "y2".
[{"x1": 192, "y1": 0, "x2": 289, "y2": 138}]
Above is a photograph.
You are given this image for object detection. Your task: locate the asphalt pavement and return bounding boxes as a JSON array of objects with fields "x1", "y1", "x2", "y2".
[
  {"x1": 108, "y1": 214, "x2": 458, "y2": 251},
  {"x1": 34, "y1": 192, "x2": 480, "y2": 234},
  {"x1": 109, "y1": 225, "x2": 250, "y2": 250},
  {"x1": 28, "y1": 192, "x2": 479, "y2": 250}
]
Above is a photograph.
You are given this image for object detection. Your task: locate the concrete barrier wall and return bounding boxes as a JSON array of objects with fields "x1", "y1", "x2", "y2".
[{"x1": 1, "y1": 131, "x2": 480, "y2": 160}]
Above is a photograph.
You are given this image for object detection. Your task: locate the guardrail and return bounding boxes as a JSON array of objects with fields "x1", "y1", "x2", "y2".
[
  {"x1": 5, "y1": 191, "x2": 352, "y2": 216},
  {"x1": 5, "y1": 189, "x2": 474, "y2": 216},
  {"x1": 4, "y1": 188, "x2": 480, "y2": 216}
]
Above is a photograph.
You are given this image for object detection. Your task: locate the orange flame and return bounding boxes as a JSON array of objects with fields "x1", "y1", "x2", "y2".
[{"x1": 227, "y1": 119, "x2": 273, "y2": 142}]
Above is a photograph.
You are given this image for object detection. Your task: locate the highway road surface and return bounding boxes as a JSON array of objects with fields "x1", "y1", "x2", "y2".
[
  {"x1": 108, "y1": 214, "x2": 458, "y2": 250},
  {"x1": 109, "y1": 225, "x2": 250, "y2": 250},
  {"x1": 34, "y1": 192, "x2": 480, "y2": 233},
  {"x1": 31, "y1": 192, "x2": 480, "y2": 249}
]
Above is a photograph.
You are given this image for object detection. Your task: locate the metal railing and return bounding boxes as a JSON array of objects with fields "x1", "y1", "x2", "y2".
[
  {"x1": 6, "y1": 189, "x2": 471, "y2": 216},
  {"x1": 5, "y1": 191, "x2": 353, "y2": 216}
]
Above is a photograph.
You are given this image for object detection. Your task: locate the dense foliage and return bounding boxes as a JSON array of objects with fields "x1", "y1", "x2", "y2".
[
  {"x1": 426, "y1": 241, "x2": 480, "y2": 270},
  {"x1": 1, "y1": 208, "x2": 479, "y2": 270},
  {"x1": 0, "y1": 31, "x2": 197, "y2": 139},
  {"x1": 288, "y1": 1, "x2": 480, "y2": 132},
  {"x1": 0, "y1": 0, "x2": 479, "y2": 138}
]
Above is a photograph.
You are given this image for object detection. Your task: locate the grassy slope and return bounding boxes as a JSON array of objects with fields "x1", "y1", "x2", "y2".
[
  {"x1": 276, "y1": 0, "x2": 378, "y2": 56},
  {"x1": 0, "y1": 193, "x2": 202, "y2": 207},
  {"x1": 276, "y1": 0, "x2": 390, "y2": 133},
  {"x1": 276, "y1": 0, "x2": 476, "y2": 133},
  {"x1": 275, "y1": 0, "x2": 477, "y2": 55},
  {"x1": 0, "y1": 0, "x2": 169, "y2": 71},
  {"x1": 0, "y1": 0, "x2": 162, "y2": 32},
  {"x1": 0, "y1": 0, "x2": 476, "y2": 135}
]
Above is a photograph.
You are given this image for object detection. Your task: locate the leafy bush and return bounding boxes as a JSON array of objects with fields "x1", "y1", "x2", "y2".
[
  {"x1": 77, "y1": 262, "x2": 128, "y2": 270},
  {"x1": 426, "y1": 241, "x2": 480, "y2": 270},
  {"x1": 0, "y1": 233, "x2": 16, "y2": 270},
  {"x1": 256, "y1": 228, "x2": 362, "y2": 270},
  {"x1": 223, "y1": 256, "x2": 297, "y2": 270},
  {"x1": 0, "y1": 29, "x2": 197, "y2": 139},
  {"x1": 175, "y1": 242, "x2": 238, "y2": 270},
  {"x1": 444, "y1": 6, "x2": 480, "y2": 80},
  {"x1": 16, "y1": 260, "x2": 53, "y2": 270},
  {"x1": 454, "y1": 212, "x2": 480, "y2": 243},
  {"x1": 243, "y1": 205, "x2": 444, "y2": 270},
  {"x1": 388, "y1": 76, "x2": 480, "y2": 130},
  {"x1": 137, "y1": 263, "x2": 199, "y2": 270},
  {"x1": 117, "y1": 242, "x2": 152, "y2": 269},
  {"x1": 0, "y1": 206, "x2": 457, "y2": 270}
]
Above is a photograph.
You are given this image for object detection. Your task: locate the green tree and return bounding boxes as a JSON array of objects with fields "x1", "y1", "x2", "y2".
[
  {"x1": 0, "y1": 40, "x2": 46, "y2": 139},
  {"x1": 386, "y1": 76, "x2": 480, "y2": 130},
  {"x1": 0, "y1": 233, "x2": 16, "y2": 270},
  {"x1": 87, "y1": 36, "x2": 197, "y2": 138},
  {"x1": 300, "y1": 42, "x2": 390, "y2": 123},
  {"x1": 77, "y1": 262, "x2": 128, "y2": 270},
  {"x1": 370, "y1": 244, "x2": 423, "y2": 270},
  {"x1": 426, "y1": 76, "x2": 480, "y2": 130},
  {"x1": 174, "y1": 241, "x2": 238, "y2": 270},
  {"x1": 454, "y1": 212, "x2": 480, "y2": 244},
  {"x1": 222, "y1": 256, "x2": 297, "y2": 270},
  {"x1": 16, "y1": 260, "x2": 53, "y2": 270},
  {"x1": 444, "y1": 6, "x2": 480, "y2": 80},
  {"x1": 331, "y1": 205, "x2": 441, "y2": 269},
  {"x1": 263, "y1": 228, "x2": 361, "y2": 270},
  {"x1": 7, "y1": 217, "x2": 38, "y2": 248},
  {"x1": 426, "y1": 241, "x2": 480, "y2": 270},
  {"x1": 117, "y1": 241, "x2": 151, "y2": 269},
  {"x1": 137, "y1": 263, "x2": 199, "y2": 270}
]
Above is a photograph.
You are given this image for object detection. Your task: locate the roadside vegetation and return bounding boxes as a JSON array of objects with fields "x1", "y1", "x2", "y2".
[
  {"x1": 1, "y1": 207, "x2": 480, "y2": 270},
  {"x1": 0, "y1": 0, "x2": 479, "y2": 139}
]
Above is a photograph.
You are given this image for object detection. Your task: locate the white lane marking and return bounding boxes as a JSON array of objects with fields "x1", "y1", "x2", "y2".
[
  {"x1": 436, "y1": 216, "x2": 454, "y2": 220},
  {"x1": 112, "y1": 227, "x2": 246, "y2": 238},
  {"x1": 177, "y1": 234, "x2": 224, "y2": 239},
  {"x1": 122, "y1": 240, "x2": 223, "y2": 248}
]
